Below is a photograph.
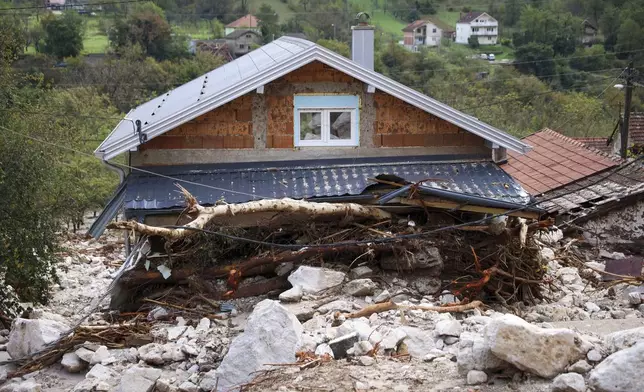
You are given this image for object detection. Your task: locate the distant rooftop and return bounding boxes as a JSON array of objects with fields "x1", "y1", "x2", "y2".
[
  {"x1": 403, "y1": 17, "x2": 454, "y2": 33},
  {"x1": 226, "y1": 14, "x2": 259, "y2": 29},
  {"x1": 458, "y1": 11, "x2": 486, "y2": 24}
]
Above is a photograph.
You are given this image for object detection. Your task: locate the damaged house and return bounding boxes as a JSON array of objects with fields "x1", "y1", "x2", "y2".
[{"x1": 89, "y1": 22, "x2": 550, "y2": 309}]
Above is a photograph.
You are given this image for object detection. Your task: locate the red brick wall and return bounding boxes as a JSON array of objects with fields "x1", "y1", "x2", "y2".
[
  {"x1": 373, "y1": 91, "x2": 485, "y2": 148},
  {"x1": 140, "y1": 94, "x2": 253, "y2": 150}
]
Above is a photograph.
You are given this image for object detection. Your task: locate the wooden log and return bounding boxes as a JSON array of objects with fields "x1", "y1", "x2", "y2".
[{"x1": 118, "y1": 243, "x2": 405, "y2": 287}]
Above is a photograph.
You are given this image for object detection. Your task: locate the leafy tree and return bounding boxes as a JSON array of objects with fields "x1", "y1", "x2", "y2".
[
  {"x1": 109, "y1": 2, "x2": 182, "y2": 60},
  {"x1": 257, "y1": 3, "x2": 280, "y2": 42},
  {"x1": 0, "y1": 17, "x2": 24, "y2": 64},
  {"x1": 209, "y1": 18, "x2": 224, "y2": 38},
  {"x1": 616, "y1": 18, "x2": 644, "y2": 55},
  {"x1": 600, "y1": 6, "x2": 621, "y2": 52},
  {"x1": 515, "y1": 6, "x2": 581, "y2": 56},
  {"x1": 514, "y1": 42, "x2": 556, "y2": 78},
  {"x1": 317, "y1": 39, "x2": 350, "y2": 57},
  {"x1": 40, "y1": 11, "x2": 84, "y2": 58},
  {"x1": 468, "y1": 35, "x2": 480, "y2": 48},
  {"x1": 504, "y1": 0, "x2": 523, "y2": 26}
]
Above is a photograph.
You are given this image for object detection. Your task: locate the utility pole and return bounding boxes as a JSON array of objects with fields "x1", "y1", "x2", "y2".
[{"x1": 620, "y1": 61, "x2": 634, "y2": 159}]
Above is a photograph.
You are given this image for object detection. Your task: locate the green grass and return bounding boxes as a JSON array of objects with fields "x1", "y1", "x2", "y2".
[
  {"x1": 370, "y1": 10, "x2": 406, "y2": 38},
  {"x1": 82, "y1": 18, "x2": 109, "y2": 54},
  {"x1": 172, "y1": 21, "x2": 214, "y2": 40},
  {"x1": 435, "y1": 11, "x2": 460, "y2": 27},
  {"x1": 248, "y1": 0, "x2": 293, "y2": 22}
]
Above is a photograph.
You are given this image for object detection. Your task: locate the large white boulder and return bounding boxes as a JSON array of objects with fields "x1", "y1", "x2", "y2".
[
  {"x1": 7, "y1": 318, "x2": 68, "y2": 359},
  {"x1": 604, "y1": 327, "x2": 644, "y2": 354},
  {"x1": 116, "y1": 366, "x2": 162, "y2": 392},
  {"x1": 552, "y1": 373, "x2": 585, "y2": 392},
  {"x1": 484, "y1": 314, "x2": 585, "y2": 378},
  {"x1": 287, "y1": 266, "x2": 346, "y2": 294},
  {"x1": 588, "y1": 341, "x2": 644, "y2": 392},
  {"x1": 214, "y1": 300, "x2": 303, "y2": 391}
]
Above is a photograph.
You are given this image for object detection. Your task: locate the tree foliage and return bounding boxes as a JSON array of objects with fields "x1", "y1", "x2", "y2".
[{"x1": 40, "y1": 11, "x2": 84, "y2": 58}]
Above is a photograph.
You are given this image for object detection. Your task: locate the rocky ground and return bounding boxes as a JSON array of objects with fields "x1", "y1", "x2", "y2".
[{"x1": 1, "y1": 218, "x2": 644, "y2": 392}]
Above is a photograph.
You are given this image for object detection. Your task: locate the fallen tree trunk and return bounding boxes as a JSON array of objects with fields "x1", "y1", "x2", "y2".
[
  {"x1": 336, "y1": 300, "x2": 484, "y2": 319},
  {"x1": 107, "y1": 195, "x2": 391, "y2": 240}
]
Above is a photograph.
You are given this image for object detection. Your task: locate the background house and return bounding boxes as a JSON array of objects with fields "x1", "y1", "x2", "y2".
[
  {"x1": 224, "y1": 14, "x2": 260, "y2": 36},
  {"x1": 402, "y1": 17, "x2": 454, "y2": 50},
  {"x1": 575, "y1": 112, "x2": 644, "y2": 157},
  {"x1": 90, "y1": 26, "x2": 532, "y2": 237},
  {"x1": 581, "y1": 19, "x2": 598, "y2": 46},
  {"x1": 224, "y1": 29, "x2": 262, "y2": 58},
  {"x1": 455, "y1": 11, "x2": 498, "y2": 45}
]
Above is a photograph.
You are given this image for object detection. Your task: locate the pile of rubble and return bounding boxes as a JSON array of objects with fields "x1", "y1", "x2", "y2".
[{"x1": 1, "y1": 221, "x2": 644, "y2": 392}]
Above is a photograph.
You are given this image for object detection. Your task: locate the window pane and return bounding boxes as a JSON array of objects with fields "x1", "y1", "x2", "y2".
[
  {"x1": 300, "y1": 112, "x2": 322, "y2": 140},
  {"x1": 330, "y1": 111, "x2": 351, "y2": 140}
]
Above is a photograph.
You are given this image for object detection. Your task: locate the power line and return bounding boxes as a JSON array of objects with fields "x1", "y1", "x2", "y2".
[
  {"x1": 0, "y1": 0, "x2": 142, "y2": 12},
  {"x1": 0, "y1": 124, "x2": 270, "y2": 200}
]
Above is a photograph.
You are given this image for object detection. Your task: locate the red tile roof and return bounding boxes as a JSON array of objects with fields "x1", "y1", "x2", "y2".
[
  {"x1": 629, "y1": 112, "x2": 644, "y2": 146},
  {"x1": 226, "y1": 14, "x2": 259, "y2": 29},
  {"x1": 573, "y1": 137, "x2": 612, "y2": 154},
  {"x1": 503, "y1": 129, "x2": 620, "y2": 195}
]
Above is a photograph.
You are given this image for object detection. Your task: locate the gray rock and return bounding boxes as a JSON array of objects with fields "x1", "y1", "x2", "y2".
[
  {"x1": 0, "y1": 380, "x2": 42, "y2": 392},
  {"x1": 279, "y1": 285, "x2": 303, "y2": 302},
  {"x1": 90, "y1": 345, "x2": 110, "y2": 365},
  {"x1": 628, "y1": 292, "x2": 642, "y2": 305},
  {"x1": 381, "y1": 328, "x2": 407, "y2": 351},
  {"x1": 86, "y1": 363, "x2": 117, "y2": 380},
  {"x1": 61, "y1": 352, "x2": 85, "y2": 373},
  {"x1": 287, "y1": 266, "x2": 346, "y2": 294},
  {"x1": 439, "y1": 291, "x2": 457, "y2": 305},
  {"x1": 589, "y1": 341, "x2": 644, "y2": 392},
  {"x1": 161, "y1": 343, "x2": 185, "y2": 362},
  {"x1": 435, "y1": 320, "x2": 461, "y2": 337},
  {"x1": 215, "y1": 300, "x2": 302, "y2": 391},
  {"x1": 6, "y1": 318, "x2": 68, "y2": 359},
  {"x1": 485, "y1": 314, "x2": 585, "y2": 378},
  {"x1": 154, "y1": 379, "x2": 175, "y2": 392},
  {"x1": 587, "y1": 349, "x2": 603, "y2": 362},
  {"x1": 196, "y1": 318, "x2": 211, "y2": 331},
  {"x1": 329, "y1": 332, "x2": 359, "y2": 359},
  {"x1": 343, "y1": 279, "x2": 377, "y2": 296},
  {"x1": 568, "y1": 360, "x2": 592, "y2": 374},
  {"x1": 275, "y1": 262, "x2": 295, "y2": 277},
  {"x1": 400, "y1": 327, "x2": 436, "y2": 358},
  {"x1": 584, "y1": 302, "x2": 601, "y2": 313},
  {"x1": 349, "y1": 341, "x2": 374, "y2": 356},
  {"x1": 349, "y1": 266, "x2": 373, "y2": 280},
  {"x1": 316, "y1": 300, "x2": 354, "y2": 314},
  {"x1": 552, "y1": 373, "x2": 585, "y2": 392},
  {"x1": 457, "y1": 331, "x2": 506, "y2": 374},
  {"x1": 443, "y1": 336, "x2": 459, "y2": 345},
  {"x1": 540, "y1": 247, "x2": 556, "y2": 262},
  {"x1": 314, "y1": 343, "x2": 334, "y2": 358},
  {"x1": 611, "y1": 310, "x2": 626, "y2": 319},
  {"x1": 604, "y1": 327, "x2": 644, "y2": 353},
  {"x1": 410, "y1": 277, "x2": 441, "y2": 295},
  {"x1": 116, "y1": 366, "x2": 162, "y2": 392},
  {"x1": 373, "y1": 290, "x2": 391, "y2": 303},
  {"x1": 466, "y1": 370, "x2": 488, "y2": 385},
  {"x1": 149, "y1": 307, "x2": 168, "y2": 320},
  {"x1": 358, "y1": 355, "x2": 375, "y2": 366},
  {"x1": 166, "y1": 326, "x2": 195, "y2": 341},
  {"x1": 178, "y1": 381, "x2": 198, "y2": 392},
  {"x1": 0, "y1": 366, "x2": 6, "y2": 384},
  {"x1": 199, "y1": 370, "x2": 219, "y2": 392},
  {"x1": 138, "y1": 343, "x2": 165, "y2": 365},
  {"x1": 75, "y1": 347, "x2": 95, "y2": 363}
]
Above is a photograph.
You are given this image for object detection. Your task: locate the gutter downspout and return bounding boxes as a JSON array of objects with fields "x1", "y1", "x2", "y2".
[{"x1": 101, "y1": 160, "x2": 130, "y2": 255}]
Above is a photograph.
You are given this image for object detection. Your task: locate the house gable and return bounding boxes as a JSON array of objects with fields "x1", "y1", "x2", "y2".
[{"x1": 96, "y1": 37, "x2": 529, "y2": 161}]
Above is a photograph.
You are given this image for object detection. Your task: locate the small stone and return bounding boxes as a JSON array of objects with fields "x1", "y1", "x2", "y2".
[
  {"x1": 166, "y1": 326, "x2": 194, "y2": 341},
  {"x1": 275, "y1": 262, "x2": 295, "y2": 277},
  {"x1": 410, "y1": 277, "x2": 441, "y2": 295},
  {"x1": 117, "y1": 365, "x2": 162, "y2": 392},
  {"x1": 373, "y1": 290, "x2": 391, "y2": 303},
  {"x1": 75, "y1": 347, "x2": 95, "y2": 363},
  {"x1": 540, "y1": 247, "x2": 556, "y2": 261},
  {"x1": 350, "y1": 341, "x2": 374, "y2": 356},
  {"x1": 443, "y1": 336, "x2": 459, "y2": 345},
  {"x1": 196, "y1": 318, "x2": 211, "y2": 331},
  {"x1": 86, "y1": 364, "x2": 117, "y2": 380},
  {"x1": 61, "y1": 352, "x2": 85, "y2": 373},
  {"x1": 349, "y1": 266, "x2": 373, "y2": 280},
  {"x1": 355, "y1": 381, "x2": 369, "y2": 390},
  {"x1": 439, "y1": 291, "x2": 457, "y2": 305},
  {"x1": 279, "y1": 285, "x2": 303, "y2": 303},
  {"x1": 551, "y1": 372, "x2": 585, "y2": 392},
  {"x1": 314, "y1": 344, "x2": 334, "y2": 359},
  {"x1": 343, "y1": 279, "x2": 378, "y2": 297},
  {"x1": 435, "y1": 320, "x2": 461, "y2": 337},
  {"x1": 628, "y1": 292, "x2": 642, "y2": 305},
  {"x1": 149, "y1": 307, "x2": 168, "y2": 320},
  {"x1": 466, "y1": 370, "x2": 488, "y2": 385},
  {"x1": 358, "y1": 356, "x2": 375, "y2": 366},
  {"x1": 90, "y1": 346, "x2": 110, "y2": 365},
  {"x1": 568, "y1": 360, "x2": 592, "y2": 374},
  {"x1": 175, "y1": 317, "x2": 187, "y2": 326},
  {"x1": 610, "y1": 310, "x2": 626, "y2": 319},
  {"x1": 586, "y1": 349, "x2": 602, "y2": 362},
  {"x1": 584, "y1": 302, "x2": 601, "y2": 313},
  {"x1": 178, "y1": 381, "x2": 198, "y2": 392},
  {"x1": 138, "y1": 343, "x2": 165, "y2": 365},
  {"x1": 287, "y1": 266, "x2": 346, "y2": 294},
  {"x1": 328, "y1": 332, "x2": 359, "y2": 359}
]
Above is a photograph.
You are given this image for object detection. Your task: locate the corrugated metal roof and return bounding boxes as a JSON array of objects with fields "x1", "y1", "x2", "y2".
[
  {"x1": 122, "y1": 157, "x2": 531, "y2": 213},
  {"x1": 87, "y1": 182, "x2": 126, "y2": 238},
  {"x1": 95, "y1": 37, "x2": 531, "y2": 160}
]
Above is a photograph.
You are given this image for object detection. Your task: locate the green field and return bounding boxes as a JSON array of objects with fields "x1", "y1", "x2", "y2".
[
  {"x1": 436, "y1": 10, "x2": 460, "y2": 26},
  {"x1": 83, "y1": 18, "x2": 109, "y2": 54}
]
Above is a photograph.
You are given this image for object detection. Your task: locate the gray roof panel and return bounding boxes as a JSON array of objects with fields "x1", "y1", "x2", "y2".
[{"x1": 96, "y1": 37, "x2": 530, "y2": 160}]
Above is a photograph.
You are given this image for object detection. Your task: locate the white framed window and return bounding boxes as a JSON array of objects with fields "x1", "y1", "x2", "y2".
[{"x1": 294, "y1": 95, "x2": 359, "y2": 147}]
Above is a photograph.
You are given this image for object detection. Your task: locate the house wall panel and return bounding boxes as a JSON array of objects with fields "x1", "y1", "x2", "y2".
[{"x1": 134, "y1": 61, "x2": 488, "y2": 164}]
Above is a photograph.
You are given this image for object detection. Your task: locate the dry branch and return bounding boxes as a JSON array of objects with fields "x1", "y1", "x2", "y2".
[
  {"x1": 108, "y1": 197, "x2": 391, "y2": 239},
  {"x1": 335, "y1": 300, "x2": 483, "y2": 319}
]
